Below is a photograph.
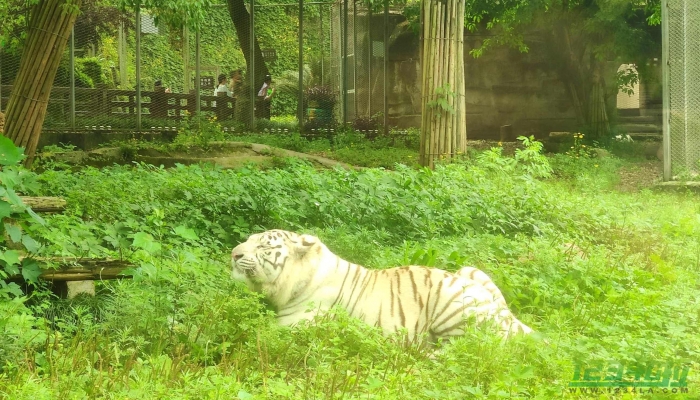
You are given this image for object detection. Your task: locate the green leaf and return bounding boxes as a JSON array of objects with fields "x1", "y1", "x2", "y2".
[
  {"x1": 132, "y1": 232, "x2": 162, "y2": 254},
  {"x1": 0, "y1": 200, "x2": 12, "y2": 220},
  {"x1": 4, "y1": 223, "x2": 21, "y2": 242},
  {"x1": 0, "y1": 135, "x2": 24, "y2": 166},
  {"x1": 0, "y1": 250, "x2": 21, "y2": 266},
  {"x1": 1, "y1": 281, "x2": 23, "y2": 297},
  {"x1": 21, "y1": 235, "x2": 40, "y2": 253},
  {"x1": 174, "y1": 225, "x2": 199, "y2": 241},
  {"x1": 237, "y1": 390, "x2": 254, "y2": 400},
  {"x1": 20, "y1": 258, "x2": 42, "y2": 282}
]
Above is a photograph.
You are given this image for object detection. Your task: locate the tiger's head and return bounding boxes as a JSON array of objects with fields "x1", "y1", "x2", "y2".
[{"x1": 231, "y1": 230, "x2": 319, "y2": 290}]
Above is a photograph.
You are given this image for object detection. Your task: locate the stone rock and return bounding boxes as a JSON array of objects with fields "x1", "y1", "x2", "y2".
[
  {"x1": 67, "y1": 281, "x2": 96, "y2": 299},
  {"x1": 592, "y1": 148, "x2": 611, "y2": 158}
]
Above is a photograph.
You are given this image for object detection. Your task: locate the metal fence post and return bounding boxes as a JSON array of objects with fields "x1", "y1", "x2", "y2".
[
  {"x1": 353, "y1": 0, "x2": 357, "y2": 118},
  {"x1": 662, "y1": 0, "x2": 671, "y2": 181},
  {"x1": 383, "y1": 0, "x2": 388, "y2": 134},
  {"x1": 195, "y1": 27, "x2": 201, "y2": 127},
  {"x1": 320, "y1": 5, "x2": 324, "y2": 83},
  {"x1": 342, "y1": 0, "x2": 348, "y2": 124},
  {"x1": 118, "y1": 22, "x2": 127, "y2": 87},
  {"x1": 69, "y1": 27, "x2": 76, "y2": 130},
  {"x1": 250, "y1": 0, "x2": 256, "y2": 130},
  {"x1": 183, "y1": 26, "x2": 190, "y2": 93},
  {"x1": 298, "y1": 0, "x2": 304, "y2": 128},
  {"x1": 368, "y1": 5, "x2": 372, "y2": 116},
  {"x1": 135, "y1": 5, "x2": 142, "y2": 131}
]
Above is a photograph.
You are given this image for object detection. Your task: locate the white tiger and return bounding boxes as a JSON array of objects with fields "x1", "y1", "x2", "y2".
[{"x1": 231, "y1": 230, "x2": 533, "y2": 344}]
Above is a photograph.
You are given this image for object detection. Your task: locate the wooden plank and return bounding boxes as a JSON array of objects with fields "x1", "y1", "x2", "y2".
[
  {"x1": 19, "y1": 258, "x2": 134, "y2": 281},
  {"x1": 18, "y1": 196, "x2": 67, "y2": 213}
]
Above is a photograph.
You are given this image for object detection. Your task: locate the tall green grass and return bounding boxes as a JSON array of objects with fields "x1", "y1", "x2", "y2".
[{"x1": 1, "y1": 144, "x2": 698, "y2": 399}]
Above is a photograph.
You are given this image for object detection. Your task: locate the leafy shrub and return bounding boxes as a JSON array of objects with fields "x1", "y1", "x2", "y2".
[
  {"x1": 304, "y1": 85, "x2": 337, "y2": 109},
  {"x1": 0, "y1": 138, "x2": 52, "y2": 369},
  {"x1": 172, "y1": 114, "x2": 231, "y2": 149}
]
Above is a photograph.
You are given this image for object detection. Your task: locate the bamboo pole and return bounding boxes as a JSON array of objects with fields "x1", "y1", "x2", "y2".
[
  {"x1": 420, "y1": 0, "x2": 432, "y2": 166},
  {"x1": 419, "y1": 0, "x2": 426, "y2": 163},
  {"x1": 445, "y1": 0, "x2": 455, "y2": 159},
  {"x1": 5, "y1": 1, "x2": 62, "y2": 141},
  {"x1": 421, "y1": 0, "x2": 436, "y2": 167},
  {"x1": 423, "y1": 7, "x2": 433, "y2": 165},
  {"x1": 457, "y1": 0, "x2": 466, "y2": 152},
  {"x1": 433, "y1": 1, "x2": 444, "y2": 167},
  {"x1": 11, "y1": 2, "x2": 65, "y2": 140},
  {"x1": 4, "y1": 0, "x2": 81, "y2": 163},
  {"x1": 420, "y1": 0, "x2": 469, "y2": 168},
  {"x1": 19, "y1": 6, "x2": 72, "y2": 150},
  {"x1": 427, "y1": 2, "x2": 436, "y2": 167}
]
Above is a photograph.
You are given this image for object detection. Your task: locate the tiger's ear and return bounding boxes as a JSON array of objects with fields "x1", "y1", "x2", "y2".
[{"x1": 294, "y1": 234, "x2": 318, "y2": 255}]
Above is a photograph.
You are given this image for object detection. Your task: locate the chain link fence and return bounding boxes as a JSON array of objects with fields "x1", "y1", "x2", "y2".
[
  {"x1": 330, "y1": 0, "x2": 407, "y2": 136},
  {"x1": 0, "y1": 0, "x2": 424, "y2": 141},
  {"x1": 667, "y1": 0, "x2": 700, "y2": 177},
  {"x1": 0, "y1": 1, "x2": 336, "y2": 135}
]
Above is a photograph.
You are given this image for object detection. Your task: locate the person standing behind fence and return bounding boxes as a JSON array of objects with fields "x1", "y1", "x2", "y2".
[
  {"x1": 213, "y1": 73, "x2": 233, "y2": 108},
  {"x1": 154, "y1": 79, "x2": 172, "y2": 93},
  {"x1": 256, "y1": 74, "x2": 275, "y2": 120},
  {"x1": 228, "y1": 69, "x2": 243, "y2": 98}
]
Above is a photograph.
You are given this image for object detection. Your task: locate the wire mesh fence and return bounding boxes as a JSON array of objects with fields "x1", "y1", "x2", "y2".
[
  {"x1": 667, "y1": 0, "x2": 700, "y2": 176},
  {"x1": 329, "y1": 0, "x2": 396, "y2": 136},
  {"x1": 0, "y1": 0, "x2": 341, "y2": 134},
  {"x1": 0, "y1": 0, "x2": 430, "y2": 142}
]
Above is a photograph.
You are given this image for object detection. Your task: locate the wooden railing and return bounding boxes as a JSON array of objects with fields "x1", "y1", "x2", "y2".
[{"x1": 0, "y1": 85, "x2": 236, "y2": 123}]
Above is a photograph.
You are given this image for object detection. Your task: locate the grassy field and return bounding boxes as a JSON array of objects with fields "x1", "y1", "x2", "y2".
[{"x1": 0, "y1": 136, "x2": 698, "y2": 399}]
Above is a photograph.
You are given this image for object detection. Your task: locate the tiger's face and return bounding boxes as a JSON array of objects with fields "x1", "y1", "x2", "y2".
[{"x1": 231, "y1": 230, "x2": 317, "y2": 288}]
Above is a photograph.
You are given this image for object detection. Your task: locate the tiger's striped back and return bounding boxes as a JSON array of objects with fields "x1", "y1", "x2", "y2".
[{"x1": 231, "y1": 230, "x2": 533, "y2": 344}]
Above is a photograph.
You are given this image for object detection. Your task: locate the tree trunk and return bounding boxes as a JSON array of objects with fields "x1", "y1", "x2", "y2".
[
  {"x1": 226, "y1": 0, "x2": 270, "y2": 91},
  {"x1": 3, "y1": 0, "x2": 81, "y2": 165}
]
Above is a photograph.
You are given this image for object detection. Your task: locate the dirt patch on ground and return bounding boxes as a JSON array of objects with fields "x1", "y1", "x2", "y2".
[
  {"x1": 616, "y1": 160, "x2": 663, "y2": 192},
  {"x1": 46, "y1": 141, "x2": 359, "y2": 170}
]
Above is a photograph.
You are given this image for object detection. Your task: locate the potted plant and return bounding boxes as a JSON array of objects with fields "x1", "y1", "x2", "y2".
[{"x1": 305, "y1": 85, "x2": 336, "y2": 123}]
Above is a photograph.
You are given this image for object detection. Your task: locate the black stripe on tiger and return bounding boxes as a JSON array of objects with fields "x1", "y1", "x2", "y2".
[
  {"x1": 430, "y1": 289, "x2": 469, "y2": 330},
  {"x1": 330, "y1": 258, "x2": 349, "y2": 308},
  {"x1": 347, "y1": 270, "x2": 373, "y2": 316},
  {"x1": 343, "y1": 263, "x2": 363, "y2": 308}
]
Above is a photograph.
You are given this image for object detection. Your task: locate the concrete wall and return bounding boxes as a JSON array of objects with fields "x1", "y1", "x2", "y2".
[
  {"x1": 462, "y1": 33, "x2": 578, "y2": 140},
  {"x1": 379, "y1": 27, "x2": 580, "y2": 140}
]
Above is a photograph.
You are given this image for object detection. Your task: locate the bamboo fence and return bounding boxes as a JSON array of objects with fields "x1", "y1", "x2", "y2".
[{"x1": 420, "y1": 0, "x2": 466, "y2": 168}]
